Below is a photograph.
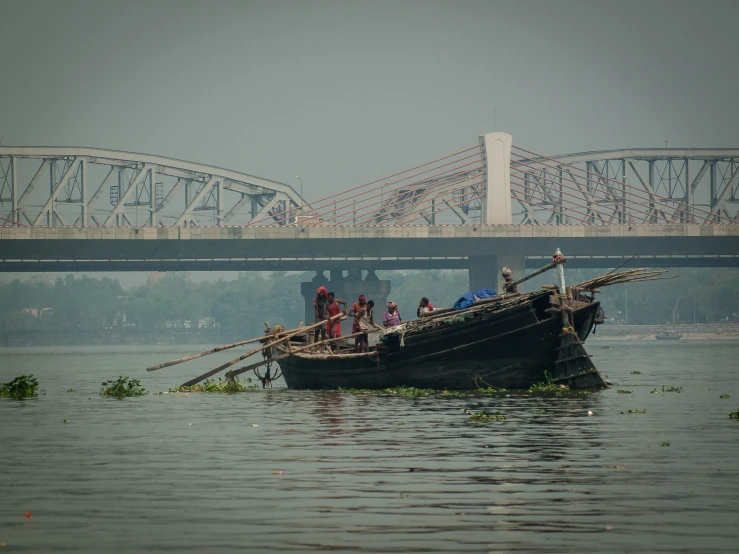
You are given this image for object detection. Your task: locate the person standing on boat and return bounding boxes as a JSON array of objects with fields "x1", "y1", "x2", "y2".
[
  {"x1": 350, "y1": 295, "x2": 367, "y2": 332},
  {"x1": 349, "y1": 295, "x2": 367, "y2": 351},
  {"x1": 383, "y1": 301, "x2": 402, "y2": 328},
  {"x1": 313, "y1": 286, "x2": 329, "y2": 345},
  {"x1": 326, "y1": 292, "x2": 347, "y2": 347},
  {"x1": 416, "y1": 297, "x2": 434, "y2": 317},
  {"x1": 356, "y1": 299, "x2": 381, "y2": 353}
]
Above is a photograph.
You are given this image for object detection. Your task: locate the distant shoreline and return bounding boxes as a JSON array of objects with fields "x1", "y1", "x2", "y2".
[{"x1": 592, "y1": 324, "x2": 739, "y2": 340}]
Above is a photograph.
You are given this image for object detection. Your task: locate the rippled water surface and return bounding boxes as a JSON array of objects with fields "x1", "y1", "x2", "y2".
[{"x1": 1, "y1": 341, "x2": 738, "y2": 553}]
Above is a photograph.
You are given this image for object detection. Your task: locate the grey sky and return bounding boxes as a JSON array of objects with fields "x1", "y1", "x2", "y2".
[{"x1": 2, "y1": 0, "x2": 737, "y2": 287}]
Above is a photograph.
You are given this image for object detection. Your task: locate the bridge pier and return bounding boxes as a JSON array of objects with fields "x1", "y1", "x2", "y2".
[
  {"x1": 468, "y1": 254, "x2": 526, "y2": 293},
  {"x1": 301, "y1": 270, "x2": 391, "y2": 335}
]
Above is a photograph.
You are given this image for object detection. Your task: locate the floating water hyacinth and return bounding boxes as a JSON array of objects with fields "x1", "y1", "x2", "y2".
[
  {"x1": 100, "y1": 377, "x2": 147, "y2": 398},
  {"x1": 0, "y1": 375, "x2": 39, "y2": 400}
]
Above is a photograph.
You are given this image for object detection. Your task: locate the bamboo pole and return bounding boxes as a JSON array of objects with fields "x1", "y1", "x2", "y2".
[
  {"x1": 147, "y1": 335, "x2": 275, "y2": 371},
  {"x1": 176, "y1": 313, "x2": 346, "y2": 386},
  {"x1": 184, "y1": 313, "x2": 346, "y2": 380},
  {"x1": 182, "y1": 329, "x2": 381, "y2": 386},
  {"x1": 147, "y1": 313, "x2": 344, "y2": 372}
]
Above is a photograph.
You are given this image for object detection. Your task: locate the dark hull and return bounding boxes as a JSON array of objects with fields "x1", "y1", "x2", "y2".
[{"x1": 276, "y1": 298, "x2": 603, "y2": 391}]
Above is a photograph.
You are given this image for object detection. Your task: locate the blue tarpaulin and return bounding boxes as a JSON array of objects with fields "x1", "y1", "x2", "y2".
[{"x1": 453, "y1": 288, "x2": 496, "y2": 310}]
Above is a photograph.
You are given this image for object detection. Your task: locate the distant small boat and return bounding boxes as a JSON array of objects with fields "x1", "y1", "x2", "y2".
[{"x1": 655, "y1": 330, "x2": 682, "y2": 340}]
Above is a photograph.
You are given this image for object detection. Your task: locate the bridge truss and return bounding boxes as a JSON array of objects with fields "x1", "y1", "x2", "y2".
[
  {"x1": 0, "y1": 147, "x2": 305, "y2": 227},
  {"x1": 510, "y1": 147, "x2": 739, "y2": 225},
  {"x1": 1, "y1": 144, "x2": 736, "y2": 228}
]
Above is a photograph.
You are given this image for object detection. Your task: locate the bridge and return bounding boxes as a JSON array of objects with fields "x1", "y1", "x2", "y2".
[{"x1": 2, "y1": 133, "x2": 737, "y2": 321}]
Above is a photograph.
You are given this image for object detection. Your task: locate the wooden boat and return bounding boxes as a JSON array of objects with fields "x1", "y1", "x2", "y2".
[
  {"x1": 273, "y1": 287, "x2": 607, "y2": 391},
  {"x1": 154, "y1": 254, "x2": 670, "y2": 393},
  {"x1": 655, "y1": 330, "x2": 682, "y2": 340}
]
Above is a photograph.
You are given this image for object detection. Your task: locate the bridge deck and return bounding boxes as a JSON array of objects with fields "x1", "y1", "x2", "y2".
[{"x1": 1, "y1": 225, "x2": 737, "y2": 271}]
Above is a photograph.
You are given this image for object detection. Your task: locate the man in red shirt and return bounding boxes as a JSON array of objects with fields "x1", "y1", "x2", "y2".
[{"x1": 416, "y1": 297, "x2": 434, "y2": 317}]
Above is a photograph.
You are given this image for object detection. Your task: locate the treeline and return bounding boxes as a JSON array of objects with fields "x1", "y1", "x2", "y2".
[{"x1": 1, "y1": 268, "x2": 737, "y2": 337}]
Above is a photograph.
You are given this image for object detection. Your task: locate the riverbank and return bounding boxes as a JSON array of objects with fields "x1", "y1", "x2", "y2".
[{"x1": 593, "y1": 324, "x2": 739, "y2": 340}]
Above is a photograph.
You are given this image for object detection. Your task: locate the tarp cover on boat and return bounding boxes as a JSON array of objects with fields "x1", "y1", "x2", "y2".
[{"x1": 453, "y1": 288, "x2": 496, "y2": 310}]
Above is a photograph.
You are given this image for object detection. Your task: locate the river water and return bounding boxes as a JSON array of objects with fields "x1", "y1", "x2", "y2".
[{"x1": 1, "y1": 340, "x2": 738, "y2": 553}]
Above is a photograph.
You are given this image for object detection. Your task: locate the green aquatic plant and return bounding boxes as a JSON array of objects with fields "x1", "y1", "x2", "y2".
[
  {"x1": 728, "y1": 410, "x2": 739, "y2": 420},
  {"x1": 0, "y1": 375, "x2": 39, "y2": 399},
  {"x1": 719, "y1": 394, "x2": 730, "y2": 399},
  {"x1": 170, "y1": 376, "x2": 258, "y2": 393},
  {"x1": 624, "y1": 409, "x2": 646, "y2": 414},
  {"x1": 617, "y1": 390, "x2": 633, "y2": 394},
  {"x1": 469, "y1": 410, "x2": 507, "y2": 422},
  {"x1": 100, "y1": 377, "x2": 147, "y2": 398},
  {"x1": 650, "y1": 389, "x2": 661, "y2": 394},
  {"x1": 661, "y1": 385, "x2": 683, "y2": 393},
  {"x1": 475, "y1": 386, "x2": 508, "y2": 394},
  {"x1": 631, "y1": 371, "x2": 642, "y2": 375},
  {"x1": 534, "y1": 409, "x2": 547, "y2": 414},
  {"x1": 381, "y1": 386, "x2": 435, "y2": 397},
  {"x1": 529, "y1": 371, "x2": 569, "y2": 394},
  {"x1": 659, "y1": 442, "x2": 670, "y2": 447},
  {"x1": 337, "y1": 386, "x2": 435, "y2": 397}
]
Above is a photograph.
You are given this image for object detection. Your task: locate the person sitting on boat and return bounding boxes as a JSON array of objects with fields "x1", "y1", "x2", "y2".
[
  {"x1": 326, "y1": 292, "x2": 347, "y2": 349},
  {"x1": 313, "y1": 286, "x2": 329, "y2": 346},
  {"x1": 416, "y1": 297, "x2": 434, "y2": 317},
  {"x1": 383, "y1": 301, "x2": 402, "y2": 328},
  {"x1": 356, "y1": 299, "x2": 382, "y2": 353}
]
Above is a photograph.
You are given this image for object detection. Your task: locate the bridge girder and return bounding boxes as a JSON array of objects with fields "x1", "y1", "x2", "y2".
[
  {"x1": 510, "y1": 148, "x2": 739, "y2": 225},
  {"x1": 0, "y1": 147, "x2": 307, "y2": 228}
]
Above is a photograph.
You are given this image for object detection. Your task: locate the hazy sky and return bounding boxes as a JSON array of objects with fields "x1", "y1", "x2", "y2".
[{"x1": 2, "y1": 0, "x2": 738, "y2": 286}]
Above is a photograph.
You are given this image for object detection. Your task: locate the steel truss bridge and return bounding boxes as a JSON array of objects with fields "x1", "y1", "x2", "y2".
[
  {"x1": 0, "y1": 147, "x2": 306, "y2": 228},
  {"x1": 1, "y1": 141, "x2": 737, "y2": 229}
]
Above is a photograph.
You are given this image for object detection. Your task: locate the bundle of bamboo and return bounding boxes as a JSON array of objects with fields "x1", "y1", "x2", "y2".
[{"x1": 573, "y1": 268, "x2": 673, "y2": 291}]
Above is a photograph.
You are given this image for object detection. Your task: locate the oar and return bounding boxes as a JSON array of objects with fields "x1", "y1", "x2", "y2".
[
  {"x1": 218, "y1": 329, "x2": 382, "y2": 383},
  {"x1": 147, "y1": 334, "x2": 282, "y2": 371},
  {"x1": 147, "y1": 313, "x2": 343, "y2": 372},
  {"x1": 176, "y1": 313, "x2": 346, "y2": 386}
]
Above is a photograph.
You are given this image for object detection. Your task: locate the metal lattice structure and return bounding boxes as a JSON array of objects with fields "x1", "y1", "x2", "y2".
[
  {"x1": 510, "y1": 147, "x2": 739, "y2": 225},
  {"x1": 1, "y1": 144, "x2": 737, "y2": 228},
  {"x1": 0, "y1": 147, "x2": 305, "y2": 227}
]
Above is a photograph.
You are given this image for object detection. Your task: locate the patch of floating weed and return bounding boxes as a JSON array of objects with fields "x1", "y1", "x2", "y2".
[
  {"x1": 67, "y1": 388, "x2": 76, "y2": 392},
  {"x1": 468, "y1": 410, "x2": 507, "y2": 422},
  {"x1": 338, "y1": 386, "x2": 438, "y2": 397},
  {"x1": 631, "y1": 371, "x2": 642, "y2": 375},
  {"x1": 170, "y1": 377, "x2": 258, "y2": 393},
  {"x1": 661, "y1": 385, "x2": 683, "y2": 393},
  {"x1": 534, "y1": 409, "x2": 547, "y2": 414},
  {"x1": 728, "y1": 410, "x2": 739, "y2": 420},
  {"x1": 0, "y1": 375, "x2": 40, "y2": 399},
  {"x1": 650, "y1": 389, "x2": 661, "y2": 394},
  {"x1": 622, "y1": 409, "x2": 646, "y2": 414},
  {"x1": 659, "y1": 442, "x2": 670, "y2": 447},
  {"x1": 440, "y1": 390, "x2": 461, "y2": 397},
  {"x1": 617, "y1": 390, "x2": 633, "y2": 394},
  {"x1": 529, "y1": 371, "x2": 569, "y2": 394},
  {"x1": 100, "y1": 377, "x2": 146, "y2": 399},
  {"x1": 599, "y1": 346, "x2": 613, "y2": 349},
  {"x1": 719, "y1": 394, "x2": 730, "y2": 399},
  {"x1": 381, "y1": 386, "x2": 435, "y2": 397},
  {"x1": 475, "y1": 386, "x2": 508, "y2": 394}
]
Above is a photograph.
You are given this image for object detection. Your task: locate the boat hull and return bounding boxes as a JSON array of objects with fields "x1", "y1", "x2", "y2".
[{"x1": 276, "y1": 301, "x2": 602, "y2": 390}]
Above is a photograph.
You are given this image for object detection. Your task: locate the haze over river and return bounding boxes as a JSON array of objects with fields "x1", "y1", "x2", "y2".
[{"x1": 1, "y1": 341, "x2": 738, "y2": 553}]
